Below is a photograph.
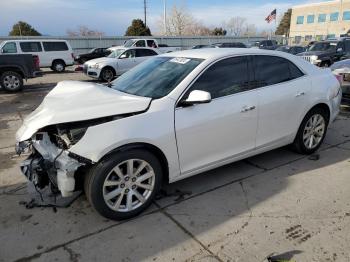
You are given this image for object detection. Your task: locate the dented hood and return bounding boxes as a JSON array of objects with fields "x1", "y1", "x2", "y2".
[{"x1": 16, "y1": 81, "x2": 152, "y2": 141}]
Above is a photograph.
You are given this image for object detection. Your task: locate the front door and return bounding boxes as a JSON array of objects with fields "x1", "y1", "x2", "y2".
[
  {"x1": 175, "y1": 56, "x2": 258, "y2": 175},
  {"x1": 118, "y1": 49, "x2": 136, "y2": 74}
]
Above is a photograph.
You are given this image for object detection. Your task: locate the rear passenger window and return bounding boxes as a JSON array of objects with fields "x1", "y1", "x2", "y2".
[
  {"x1": 188, "y1": 56, "x2": 250, "y2": 99},
  {"x1": 254, "y1": 56, "x2": 303, "y2": 87},
  {"x1": 43, "y1": 42, "x2": 69, "y2": 51},
  {"x1": 136, "y1": 49, "x2": 158, "y2": 57},
  {"x1": 20, "y1": 42, "x2": 42, "y2": 52}
]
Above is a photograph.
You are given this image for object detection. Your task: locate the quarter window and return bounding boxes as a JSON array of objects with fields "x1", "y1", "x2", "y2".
[
  {"x1": 43, "y1": 42, "x2": 69, "y2": 51},
  {"x1": 296, "y1": 16, "x2": 304, "y2": 24},
  {"x1": 188, "y1": 56, "x2": 250, "y2": 99},
  {"x1": 307, "y1": 15, "x2": 315, "y2": 23},
  {"x1": 330, "y1": 12, "x2": 339, "y2": 21},
  {"x1": 318, "y1": 14, "x2": 327, "y2": 22},
  {"x1": 135, "y1": 40, "x2": 146, "y2": 47},
  {"x1": 254, "y1": 56, "x2": 303, "y2": 87},
  {"x1": 20, "y1": 42, "x2": 42, "y2": 52},
  {"x1": 2, "y1": 42, "x2": 17, "y2": 53}
]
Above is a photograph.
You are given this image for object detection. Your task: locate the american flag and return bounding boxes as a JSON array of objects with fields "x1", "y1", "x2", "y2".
[{"x1": 265, "y1": 9, "x2": 276, "y2": 23}]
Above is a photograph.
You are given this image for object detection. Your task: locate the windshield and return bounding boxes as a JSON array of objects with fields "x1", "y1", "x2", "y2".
[
  {"x1": 111, "y1": 57, "x2": 203, "y2": 99},
  {"x1": 124, "y1": 40, "x2": 136, "y2": 47},
  {"x1": 89, "y1": 48, "x2": 96, "y2": 53},
  {"x1": 309, "y1": 42, "x2": 337, "y2": 51},
  {"x1": 107, "y1": 49, "x2": 125, "y2": 58}
]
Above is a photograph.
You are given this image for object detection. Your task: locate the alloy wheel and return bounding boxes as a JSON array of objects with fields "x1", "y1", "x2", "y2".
[
  {"x1": 3, "y1": 75, "x2": 20, "y2": 90},
  {"x1": 102, "y1": 69, "x2": 113, "y2": 81},
  {"x1": 303, "y1": 114, "x2": 326, "y2": 149},
  {"x1": 102, "y1": 159, "x2": 155, "y2": 212}
]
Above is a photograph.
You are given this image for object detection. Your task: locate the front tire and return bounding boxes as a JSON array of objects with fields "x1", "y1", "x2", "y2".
[
  {"x1": 100, "y1": 67, "x2": 115, "y2": 82},
  {"x1": 0, "y1": 71, "x2": 23, "y2": 92},
  {"x1": 84, "y1": 149, "x2": 162, "y2": 220},
  {"x1": 292, "y1": 107, "x2": 329, "y2": 154}
]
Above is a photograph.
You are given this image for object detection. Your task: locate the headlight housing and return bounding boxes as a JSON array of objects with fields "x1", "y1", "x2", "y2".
[
  {"x1": 89, "y1": 63, "x2": 101, "y2": 69},
  {"x1": 311, "y1": 55, "x2": 318, "y2": 61}
]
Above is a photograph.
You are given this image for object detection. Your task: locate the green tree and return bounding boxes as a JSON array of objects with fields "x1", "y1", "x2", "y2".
[
  {"x1": 9, "y1": 21, "x2": 41, "y2": 36},
  {"x1": 211, "y1": 27, "x2": 227, "y2": 36},
  {"x1": 125, "y1": 19, "x2": 152, "y2": 36},
  {"x1": 275, "y1": 9, "x2": 291, "y2": 36}
]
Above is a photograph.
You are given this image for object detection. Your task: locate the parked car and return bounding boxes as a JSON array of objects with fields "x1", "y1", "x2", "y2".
[
  {"x1": 192, "y1": 45, "x2": 213, "y2": 49},
  {"x1": 121, "y1": 38, "x2": 181, "y2": 53},
  {"x1": 331, "y1": 59, "x2": 350, "y2": 104},
  {"x1": 0, "y1": 54, "x2": 41, "y2": 92},
  {"x1": 297, "y1": 39, "x2": 350, "y2": 67},
  {"x1": 83, "y1": 47, "x2": 160, "y2": 82},
  {"x1": 211, "y1": 42, "x2": 246, "y2": 48},
  {"x1": 276, "y1": 45, "x2": 306, "y2": 55},
  {"x1": 16, "y1": 48, "x2": 341, "y2": 220},
  {"x1": 0, "y1": 39, "x2": 74, "y2": 72},
  {"x1": 75, "y1": 48, "x2": 111, "y2": 64},
  {"x1": 253, "y1": 40, "x2": 279, "y2": 50}
]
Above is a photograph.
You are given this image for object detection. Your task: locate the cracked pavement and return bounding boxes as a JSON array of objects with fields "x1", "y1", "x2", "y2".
[{"x1": 1, "y1": 71, "x2": 350, "y2": 262}]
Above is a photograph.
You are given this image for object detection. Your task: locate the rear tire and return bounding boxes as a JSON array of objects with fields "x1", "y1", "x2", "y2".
[
  {"x1": 84, "y1": 149, "x2": 162, "y2": 220},
  {"x1": 0, "y1": 71, "x2": 23, "y2": 92},
  {"x1": 291, "y1": 107, "x2": 329, "y2": 154},
  {"x1": 52, "y1": 60, "x2": 66, "y2": 72}
]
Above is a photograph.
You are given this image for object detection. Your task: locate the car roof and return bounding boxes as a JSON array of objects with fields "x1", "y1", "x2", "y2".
[{"x1": 161, "y1": 48, "x2": 290, "y2": 60}]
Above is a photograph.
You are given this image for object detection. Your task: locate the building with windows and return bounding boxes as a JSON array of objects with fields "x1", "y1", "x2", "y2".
[{"x1": 289, "y1": 0, "x2": 350, "y2": 44}]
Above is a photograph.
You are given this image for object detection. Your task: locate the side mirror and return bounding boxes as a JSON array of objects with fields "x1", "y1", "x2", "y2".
[
  {"x1": 119, "y1": 54, "x2": 127, "y2": 59},
  {"x1": 337, "y1": 48, "x2": 343, "y2": 53},
  {"x1": 180, "y1": 90, "x2": 211, "y2": 107},
  {"x1": 0, "y1": 49, "x2": 3, "y2": 53}
]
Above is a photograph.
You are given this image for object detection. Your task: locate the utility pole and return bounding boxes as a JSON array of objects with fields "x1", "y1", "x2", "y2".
[
  {"x1": 163, "y1": 0, "x2": 167, "y2": 35},
  {"x1": 144, "y1": 0, "x2": 147, "y2": 27}
]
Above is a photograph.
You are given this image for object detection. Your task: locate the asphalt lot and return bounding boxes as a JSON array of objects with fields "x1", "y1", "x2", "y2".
[{"x1": 0, "y1": 69, "x2": 350, "y2": 262}]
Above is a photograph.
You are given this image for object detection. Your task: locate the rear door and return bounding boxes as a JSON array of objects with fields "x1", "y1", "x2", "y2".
[
  {"x1": 135, "y1": 49, "x2": 158, "y2": 64},
  {"x1": 175, "y1": 56, "x2": 259, "y2": 174},
  {"x1": 254, "y1": 55, "x2": 310, "y2": 148},
  {"x1": 42, "y1": 41, "x2": 72, "y2": 67},
  {"x1": 19, "y1": 41, "x2": 44, "y2": 65}
]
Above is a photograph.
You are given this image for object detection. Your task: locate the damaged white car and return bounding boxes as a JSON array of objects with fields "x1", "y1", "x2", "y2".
[{"x1": 16, "y1": 49, "x2": 342, "y2": 220}]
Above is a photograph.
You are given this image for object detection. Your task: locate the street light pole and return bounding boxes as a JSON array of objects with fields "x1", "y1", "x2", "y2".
[
  {"x1": 163, "y1": 0, "x2": 167, "y2": 35},
  {"x1": 144, "y1": 0, "x2": 147, "y2": 27}
]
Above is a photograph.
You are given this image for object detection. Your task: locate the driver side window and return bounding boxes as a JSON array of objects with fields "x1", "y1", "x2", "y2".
[
  {"x1": 2, "y1": 42, "x2": 17, "y2": 53},
  {"x1": 186, "y1": 56, "x2": 250, "y2": 99},
  {"x1": 120, "y1": 49, "x2": 136, "y2": 59},
  {"x1": 135, "y1": 40, "x2": 146, "y2": 47}
]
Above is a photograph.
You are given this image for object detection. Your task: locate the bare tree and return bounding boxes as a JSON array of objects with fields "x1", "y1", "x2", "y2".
[
  {"x1": 66, "y1": 25, "x2": 105, "y2": 37},
  {"x1": 226, "y1": 17, "x2": 247, "y2": 37},
  {"x1": 243, "y1": 23, "x2": 257, "y2": 37},
  {"x1": 156, "y1": 3, "x2": 211, "y2": 36}
]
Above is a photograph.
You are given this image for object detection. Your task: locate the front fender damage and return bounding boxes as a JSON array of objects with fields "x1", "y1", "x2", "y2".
[{"x1": 19, "y1": 132, "x2": 87, "y2": 197}]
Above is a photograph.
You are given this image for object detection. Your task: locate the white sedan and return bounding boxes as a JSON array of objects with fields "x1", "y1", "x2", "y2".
[
  {"x1": 83, "y1": 47, "x2": 160, "y2": 81},
  {"x1": 16, "y1": 48, "x2": 342, "y2": 220}
]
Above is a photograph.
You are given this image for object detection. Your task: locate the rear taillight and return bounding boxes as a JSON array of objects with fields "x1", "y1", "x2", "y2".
[
  {"x1": 334, "y1": 74, "x2": 343, "y2": 85},
  {"x1": 33, "y1": 55, "x2": 40, "y2": 70}
]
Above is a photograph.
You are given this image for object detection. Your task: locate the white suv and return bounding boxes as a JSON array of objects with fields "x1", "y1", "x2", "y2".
[
  {"x1": 0, "y1": 39, "x2": 74, "y2": 72},
  {"x1": 16, "y1": 48, "x2": 341, "y2": 220}
]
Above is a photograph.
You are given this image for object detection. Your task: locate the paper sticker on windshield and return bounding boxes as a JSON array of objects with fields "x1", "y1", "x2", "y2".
[{"x1": 170, "y1": 57, "x2": 191, "y2": 64}]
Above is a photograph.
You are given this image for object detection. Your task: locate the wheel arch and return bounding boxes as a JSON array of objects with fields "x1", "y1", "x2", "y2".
[
  {"x1": 307, "y1": 103, "x2": 331, "y2": 121},
  {"x1": 101, "y1": 142, "x2": 169, "y2": 184},
  {"x1": 52, "y1": 59, "x2": 66, "y2": 67}
]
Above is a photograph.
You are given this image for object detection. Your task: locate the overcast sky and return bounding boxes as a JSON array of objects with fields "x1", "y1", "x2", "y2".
[{"x1": 0, "y1": 0, "x2": 328, "y2": 36}]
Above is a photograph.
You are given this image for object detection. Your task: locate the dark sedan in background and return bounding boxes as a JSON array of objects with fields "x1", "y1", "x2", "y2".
[
  {"x1": 75, "y1": 48, "x2": 111, "y2": 64},
  {"x1": 276, "y1": 45, "x2": 306, "y2": 55}
]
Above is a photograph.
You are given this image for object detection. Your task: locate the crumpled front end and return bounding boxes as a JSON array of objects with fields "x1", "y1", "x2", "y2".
[{"x1": 17, "y1": 131, "x2": 88, "y2": 197}]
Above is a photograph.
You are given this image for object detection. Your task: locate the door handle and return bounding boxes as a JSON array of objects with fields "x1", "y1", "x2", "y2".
[
  {"x1": 295, "y1": 92, "x2": 305, "y2": 97},
  {"x1": 241, "y1": 106, "x2": 256, "y2": 113}
]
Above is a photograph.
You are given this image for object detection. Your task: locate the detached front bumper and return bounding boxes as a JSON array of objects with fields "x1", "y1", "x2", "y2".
[{"x1": 17, "y1": 133, "x2": 85, "y2": 197}]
